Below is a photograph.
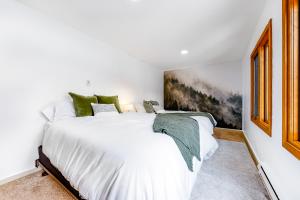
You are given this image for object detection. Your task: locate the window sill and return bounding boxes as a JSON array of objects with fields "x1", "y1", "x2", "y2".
[
  {"x1": 283, "y1": 141, "x2": 300, "y2": 160},
  {"x1": 251, "y1": 116, "x2": 272, "y2": 137}
]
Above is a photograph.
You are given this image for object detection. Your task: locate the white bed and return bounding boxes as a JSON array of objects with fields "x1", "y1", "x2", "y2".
[{"x1": 42, "y1": 112, "x2": 218, "y2": 200}]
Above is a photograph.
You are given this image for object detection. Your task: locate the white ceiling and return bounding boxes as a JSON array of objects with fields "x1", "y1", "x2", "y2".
[{"x1": 17, "y1": 0, "x2": 265, "y2": 68}]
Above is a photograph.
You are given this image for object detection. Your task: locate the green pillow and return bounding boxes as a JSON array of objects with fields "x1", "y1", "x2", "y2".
[
  {"x1": 69, "y1": 92, "x2": 98, "y2": 117},
  {"x1": 95, "y1": 95, "x2": 122, "y2": 113}
]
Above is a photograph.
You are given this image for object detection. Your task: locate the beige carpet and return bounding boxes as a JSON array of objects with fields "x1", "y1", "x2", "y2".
[
  {"x1": 0, "y1": 140, "x2": 270, "y2": 200},
  {"x1": 0, "y1": 171, "x2": 75, "y2": 200}
]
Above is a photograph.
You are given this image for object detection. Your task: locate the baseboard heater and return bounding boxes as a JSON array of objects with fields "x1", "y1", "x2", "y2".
[{"x1": 257, "y1": 164, "x2": 280, "y2": 200}]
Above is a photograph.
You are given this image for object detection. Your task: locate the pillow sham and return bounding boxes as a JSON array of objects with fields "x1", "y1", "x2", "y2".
[
  {"x1": 143, "y1": 100, "x2": 161, "y2": 113},
  {"x1": 41, "y1": 104, "x2": 55, "y2": 121},
  {"x1": 54, "y1": 98, "x2": 76, "y2": 120},
  {"x1": 95, "y1": 95, "x2": 122, "y2": 113},
  {"x1": 41, "y1": 97, "x2": 76, "y2": 121},
  {"x1": 143, "y1": 100, "x2": 155, "y2": 113},
  {"x1": 69, "y1": 92, "x2": 98, "y2": 117},
  {"x1": 149, "y1": 100, "x2": 159, "y2": 106},
  {"x1": 91, "y1": 103, "x2": 118, "y2": 115}
]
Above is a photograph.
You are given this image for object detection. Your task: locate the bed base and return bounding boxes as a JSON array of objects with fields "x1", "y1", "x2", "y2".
[{"x1": 36, "y1": 146, "x2": 85, "y2": 200}]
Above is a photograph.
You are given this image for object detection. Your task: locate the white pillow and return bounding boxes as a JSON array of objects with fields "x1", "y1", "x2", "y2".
[
  {"x1": 41, "y1": 97, "x2": 76, "y2": 121},
  {"x1": 54, "y1": 98, "x2": 76, "y2": 121},
  {"x1": 134, "y1": 104, "x2": 146, "y2": 113},
  {"x1": 91, "y1": 103, "x2": 118, "y2": 115},
  {"x1": 41, "y1": 104, "x2": 55, "y2": 121}
]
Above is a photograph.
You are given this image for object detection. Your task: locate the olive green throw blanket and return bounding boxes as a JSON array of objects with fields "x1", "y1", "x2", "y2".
[{"x1": 153, "y1": 112, "x2": 216, "y2": 171}]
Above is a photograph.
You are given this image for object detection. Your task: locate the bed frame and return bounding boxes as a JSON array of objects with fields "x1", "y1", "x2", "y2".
[{"x1": 36, "y1": 146, "x2": 84, "y2": 200}]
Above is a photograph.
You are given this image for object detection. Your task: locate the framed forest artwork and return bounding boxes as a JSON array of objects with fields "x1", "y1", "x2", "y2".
[{"x1": 164, "y1": 69, "x2": 242, "y2": 129}]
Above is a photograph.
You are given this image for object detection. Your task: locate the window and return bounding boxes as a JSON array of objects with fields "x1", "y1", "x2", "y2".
[
  {"x1": 250, "y1": 19, "x2": 272, "y2": 136},
  {"x1": 282, "y1": 0, "x2": 300, "y2": 159}
]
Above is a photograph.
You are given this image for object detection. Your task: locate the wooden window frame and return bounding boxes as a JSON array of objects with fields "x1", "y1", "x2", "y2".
[
  {"x1": 282, "y1": 0, "x2": 300, "y2": 159},
  {"x1": 250, "y1": 19, "x2": 273, "y2": 136}
]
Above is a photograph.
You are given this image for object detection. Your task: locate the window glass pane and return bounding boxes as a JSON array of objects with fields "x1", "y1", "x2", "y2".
[
  {"x1": 253, "y1": 54, "x2": 259, "y2": 117},
  {"x1": 295, "y1": 7, "x2": 300, "y2": 142},
  {"x1": 294, "y1": 2, "x2": 299, "y2": 141},
  {"x1": 264, "y1": 44, "x2": 269, "y2": 122},
  {"x1": 295, "y1": 4, "x2": 300, "y2": 142}
]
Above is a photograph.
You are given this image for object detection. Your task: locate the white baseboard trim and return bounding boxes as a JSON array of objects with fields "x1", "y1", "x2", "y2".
[
  {"x1": 257, "y1": 164, "x2": 280, "y2": 200},
  {"x1": 242, "y1": 131, "x2": 279, "y2": 200},
  {"x1": 0, "y1": 168, "x2": 41, "y2": 186}
]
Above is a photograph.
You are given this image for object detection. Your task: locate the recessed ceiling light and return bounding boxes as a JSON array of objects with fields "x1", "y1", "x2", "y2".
[
  {"x1": 131, "y1": 0, "x2": 140, "y2": 2},
  {"x1": 181, "y1": 50, "x2": 189, "y2": 55}
]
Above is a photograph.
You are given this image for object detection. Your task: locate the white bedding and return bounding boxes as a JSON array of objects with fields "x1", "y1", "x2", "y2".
[{"x1": 42, "y1": 113, "x2": 218, "y2": 200}]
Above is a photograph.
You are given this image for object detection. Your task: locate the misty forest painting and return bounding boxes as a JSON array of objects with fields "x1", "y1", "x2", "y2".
[{"x1": 164, "y1": 70, "x2": 242, "y2": 129}]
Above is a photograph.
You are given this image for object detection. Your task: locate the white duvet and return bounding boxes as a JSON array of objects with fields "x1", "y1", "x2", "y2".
[{"x1": 42, "y1": 113, "x2": 218, "y2": 200}]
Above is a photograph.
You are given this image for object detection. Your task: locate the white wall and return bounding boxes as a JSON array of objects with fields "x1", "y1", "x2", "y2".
[
  {"x1": 242, "y1": 0, "x2": 300, "y2": 199},
  {"x1": 0, "y1": 0, "x2": 162, "y2": 181}
]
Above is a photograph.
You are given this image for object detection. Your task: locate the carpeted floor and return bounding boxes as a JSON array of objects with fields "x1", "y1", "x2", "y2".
[
  {"x1": 0, "y1": 140, "x2": 270, "y2": 200},
  {"x1": 191, "y1": 140, "x2": 270, "y2": 200},
  {"x1": 0, "y1": 171, "x2": 75, "y2": 200}
]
